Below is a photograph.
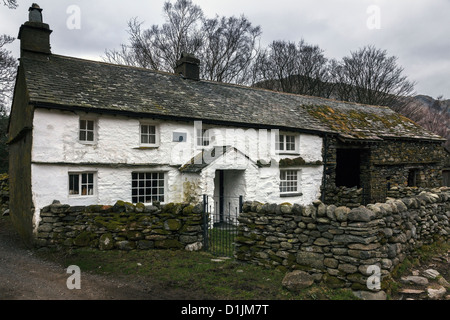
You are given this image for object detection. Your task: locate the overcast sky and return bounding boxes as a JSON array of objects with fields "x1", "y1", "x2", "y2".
[{"x1": 2, "y1": 0, "x2": 450, "y2": 98}]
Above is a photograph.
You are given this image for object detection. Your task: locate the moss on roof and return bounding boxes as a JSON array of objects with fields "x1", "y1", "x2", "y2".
[{"x1": 304, "y1": 104, "x2": 438, "y2": 141}]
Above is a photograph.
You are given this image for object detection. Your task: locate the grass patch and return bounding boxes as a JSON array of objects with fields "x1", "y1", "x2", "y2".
[{"x1": 36, "y1": 247, "x2": 356, "y2": 300}]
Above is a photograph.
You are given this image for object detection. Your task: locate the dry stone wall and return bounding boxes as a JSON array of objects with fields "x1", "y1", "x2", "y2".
[
  {"x1": 235, "y1": 187, "x2": 450, "y2": 291},
  {"x1": 36, "y1": 200, "x2": 205, "y2": 252}
]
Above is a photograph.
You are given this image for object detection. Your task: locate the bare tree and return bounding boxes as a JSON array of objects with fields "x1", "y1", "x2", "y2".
[
  {"x1": 2, "y1": 0, "x2": 17, "y2": 9},
  {"x1": 104, "y1": 0, "x2": 262, "y2": 85},
  {"x1": 200, "y1": 15, "x2": 261, "y2": 84},
  {"x1": 330, "y1": 45, "x2": 415, "y2": 109},
  {"x1": 104, "y1": 0, "x2": 204, "y2": 72},
  {"x1": 417, "y1": 96, "x2": 450, "y2": 150},
  {"x1": 252, "y1": 40, "x2": 333, "y2": 97},
  {"x1": 0, "y1": 0, "x2": 18, "y2": 172},
  {"x1": 1, "y1": 0, "x2": 18, "y2": 115},
  {"x1": 0, "y1": 35, "x2": 17, "y2": 116},
  {"x1": 253, "y1": 40, "x2": 298, "y2": 92}
]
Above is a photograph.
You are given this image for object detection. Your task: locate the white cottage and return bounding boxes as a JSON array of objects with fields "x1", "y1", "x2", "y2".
[
  {"x1": 9, "y1": 5, "x2": 445, "y2": 244},
  {"x1": 8, "y1": 6, "x2": 326, "y2": 241}
]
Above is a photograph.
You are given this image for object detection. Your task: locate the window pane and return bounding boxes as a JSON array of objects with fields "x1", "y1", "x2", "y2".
[
  {"x1": 79, "y1": 120, "x2": 95, "y2": 142},
  {"x1": 280, "y1": 170, "x2": 298, "y2": 193},
  {"x1": 69, "y1": 174, "x2": 79, "y2": 195},
  {"x1": 131, "y1": 172, "x2": 165, "y2": 203},
  {"x1": 276, "y1": 135, "x2": 284, "y2": 151},
  {"x1": 286, "y1": 135, "x2": 296, "y2": 151},
  {"x1": 141, "y1": 125, "x2": 157, "y2": 145}
]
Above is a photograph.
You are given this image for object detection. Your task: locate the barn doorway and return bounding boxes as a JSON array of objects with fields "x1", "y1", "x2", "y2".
[{"x1": 336, "y1": 149, "x2": 362, "y2": 188}]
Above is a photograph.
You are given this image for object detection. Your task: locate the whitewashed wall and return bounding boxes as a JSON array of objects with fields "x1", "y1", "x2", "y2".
[
  {"x1": 31, "y1": 109, "x2": 324, "y2": 230},
  {"x1": 31, "y1": 165, "x2": 182, "y2": 230},
  {"x1": 32, "y1": 109, "x2": 322, "y2": 166}
]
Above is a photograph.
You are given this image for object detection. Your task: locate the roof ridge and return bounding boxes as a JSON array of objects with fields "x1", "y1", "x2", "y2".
[
  {"x1": 44, "y1": 54, "x2": 392, "y2": 112},
  {"x1": 20, "y1": 53, "x2": 444, "y2": 142},
  {"x1": 47, "y1": 53, "x2": 179, "y2": 77}
]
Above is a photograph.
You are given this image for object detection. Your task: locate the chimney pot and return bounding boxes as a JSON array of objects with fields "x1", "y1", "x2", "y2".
[{"x1": 29, "y1": 3, "x2": 43, "y2": 22}]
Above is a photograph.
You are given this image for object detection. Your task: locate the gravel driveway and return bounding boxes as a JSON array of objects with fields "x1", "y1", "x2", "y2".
[{"x1": 0, "y1": 216, "x2": 154, "y2": 300}]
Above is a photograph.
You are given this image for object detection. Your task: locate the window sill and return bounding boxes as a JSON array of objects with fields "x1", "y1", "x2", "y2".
[
  {"x1": 276, "y1": 152, "x2": 300, "y2": 156},
  {"x1": 78, "y1": 141, "x2": 97, "y2": 146},
  {"x1": 134, "y1": 146, "x2": 159, "y2": 150},
  {"x1": 69, "y1": 195, "x2": 96, "y2": 199},
  {"x1": 280, "y1": 192, "x2": 303, "y2": 198}
]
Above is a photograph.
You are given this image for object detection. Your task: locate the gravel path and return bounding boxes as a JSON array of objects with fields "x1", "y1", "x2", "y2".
[{"x1": 0, "y1": 216, "x2": 154, "y2": 300}]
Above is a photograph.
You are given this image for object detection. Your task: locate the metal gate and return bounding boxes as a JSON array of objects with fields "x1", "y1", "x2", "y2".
[{"x1": 203, "y1": 194, "x2": 243, "y2": 257}]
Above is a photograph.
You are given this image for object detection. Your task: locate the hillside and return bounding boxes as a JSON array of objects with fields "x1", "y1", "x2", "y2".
[{"x1": 407, "y1": 95, "x2": 449, "y2": 150}]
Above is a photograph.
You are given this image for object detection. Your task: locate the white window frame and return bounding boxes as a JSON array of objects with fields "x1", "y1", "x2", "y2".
[
  {"x1": 275, "y1": 132, "x2": 299, "y2": 154},
  {"x1": 140, "y1": 122, "x2": 160, "y2": 147},
  {"x1": 279, "y1": 169, "x2": 301, "y2": 196},
  {"x1": 69, "y1": 172, "x2": 96, "y2": 197},
  {"x1": 131, "y1": 171, "x2": 167, "y2": 204},
  {"x1": 78, "y1": 118, "x2": 97, "y2": 144}
]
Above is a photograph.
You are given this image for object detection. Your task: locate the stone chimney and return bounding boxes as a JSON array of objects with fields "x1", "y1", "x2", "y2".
[
  {"x1": 174, "y1": 53, "x2": 200, "y2": 81},
  {"x1": 18, "y1": 4, "x2": 52, "y2": 58}
]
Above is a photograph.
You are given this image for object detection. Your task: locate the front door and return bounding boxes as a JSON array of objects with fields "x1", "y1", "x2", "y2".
[{"x1": 213, "y1": 169, "x2": 245, "y2": 226}]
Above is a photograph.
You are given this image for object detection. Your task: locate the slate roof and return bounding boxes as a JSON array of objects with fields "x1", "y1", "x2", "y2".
[{"x1": 21, "y1": 54, "x2": 444, "y2": 142}]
